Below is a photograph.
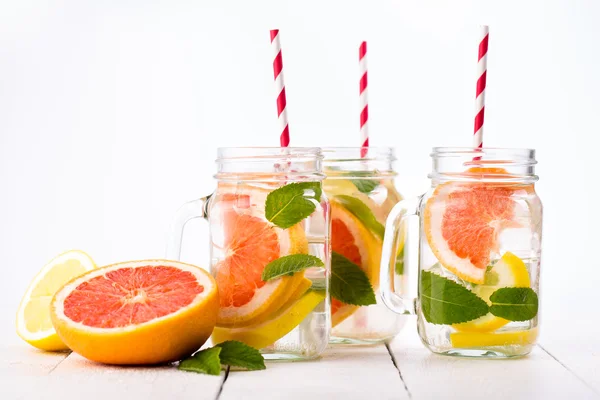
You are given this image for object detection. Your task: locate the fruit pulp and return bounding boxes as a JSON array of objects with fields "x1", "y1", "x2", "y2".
[
  {"x1": 323, "y1": 175, "x2": 407, "y2": 344},
  {"x1": 419, "y1": 183, "x2": 542, "y2": 358},
  {"x1": 208, "y1": 181, "x2": 329, "y2": 360}
]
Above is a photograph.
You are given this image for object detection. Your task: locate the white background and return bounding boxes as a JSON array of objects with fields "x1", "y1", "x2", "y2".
[{"x1": 1, "y1": 0, "x2": 598, "y2": 342}]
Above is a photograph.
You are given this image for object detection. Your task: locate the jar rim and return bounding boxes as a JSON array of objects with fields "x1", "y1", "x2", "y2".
[
  {"x1": 217, "y1": 147, "x2": 322, "y2": 161},
  {"x1": 432, "y1": 147, "x2": 536, "y2": 158}
]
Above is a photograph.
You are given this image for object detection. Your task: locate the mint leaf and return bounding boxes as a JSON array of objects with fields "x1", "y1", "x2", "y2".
[
  {"x1": 309, "y1": 279, "x2": 327, "y2": 292},
  {"x1": 333, "y1": 195, "x2": 384, "y2": 240},
  {"x1": 351, "y1": 179, "x2": 379, "y2": 194},
  {"x1": 178, "y1": 347, "x2": 222, "y2": 375},
  {"x1": 395, "y1": 246, "x2": 405, "y2": 275},
  {"x1": 265, "y1": 182, "x2": 322, "y2": 229},
  {"x1": 489, "y1": 287, "x2": 538, "y2": 321},
  {"x1": 420, "y1": 271, "x2": 489, "y2": 324},
  {"x1": 331, "y1": 252, "x2": 376, "y2": 306},
  {"x1": 215, "y1": 341, "x2": 266, "y2": 371},
  {"x1": 262, "y1": 254, "x2": 324, "y2": 281}
]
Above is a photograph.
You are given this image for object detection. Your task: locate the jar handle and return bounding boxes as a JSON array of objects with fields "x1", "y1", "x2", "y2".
[
  {"x1": 379, "y1": 197, "x2": 421, "y2": 315},
  {"x1": 166, "y1": 195, "x2": 211, "y2": 260}
]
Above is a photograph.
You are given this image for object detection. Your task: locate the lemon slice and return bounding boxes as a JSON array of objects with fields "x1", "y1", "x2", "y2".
[
  {"x1": 211, "y1": 290, "x2": 325, "y2": 349},
  {"x1": 450, "y1": 328, "x2": 538, "y2": 348},
  {"x1": 16, "y1": 250, "x2": 96, "y2": 351},
  {"x1": 453, "y1": 252, "x2": 530, "y2": 333}
]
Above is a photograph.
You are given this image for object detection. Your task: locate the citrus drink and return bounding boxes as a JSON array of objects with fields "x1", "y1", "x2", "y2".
[{"x1": 322, "y1": 147, "x2": 407, "y2": 344}]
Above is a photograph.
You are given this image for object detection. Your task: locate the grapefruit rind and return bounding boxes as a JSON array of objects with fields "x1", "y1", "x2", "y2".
[
  {"x1": 16, "y1": 250, "x2": 96, "y2": 351},
  {"x1": 51, "y1": 259, "x2": 218, "y2": 365}
]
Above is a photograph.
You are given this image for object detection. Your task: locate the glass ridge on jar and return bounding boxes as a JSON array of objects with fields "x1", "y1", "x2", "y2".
[{"x1": 168, "y1": 147, "x2": 331, "y2": 361}]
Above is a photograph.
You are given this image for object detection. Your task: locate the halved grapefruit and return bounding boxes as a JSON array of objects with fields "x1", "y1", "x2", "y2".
[
  {"x1": 50, "y1": 260, "x2": 218, "y2": 365},
  {"x1": 424, "y1": 176, "x2": 522, "y2": 284},
  {"x1": 213, "y1": 191, "x2": 308, "y2": 328},
  {"x1": 330, "y1": 200, "x2": 381, "y2": 327}
]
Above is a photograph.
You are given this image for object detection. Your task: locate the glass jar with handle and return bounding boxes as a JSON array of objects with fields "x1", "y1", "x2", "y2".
[
  {"x1": 322, "y1": 147, "x2": 407, "y2": 344},
  {"x1": 167, "y1": 147, "x2": 330, "y2": 361},
  {"x1": 380, "y1": 147, "x2": 542, "y2": 358}
]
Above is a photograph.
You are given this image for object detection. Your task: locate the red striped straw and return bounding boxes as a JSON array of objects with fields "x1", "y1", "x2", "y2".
[
  {"x1": 359, "y1": 41, "x2": 369, "y2": 157},
  {"x1": 473, "y1": 25, "x2": 489, "y2": 149},
  {"x1": 270, "y1": 29, "x2": 290, "y2": 147}
]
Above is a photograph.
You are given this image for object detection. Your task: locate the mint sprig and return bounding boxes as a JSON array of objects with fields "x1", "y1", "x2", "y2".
[
  {"x1": 178, "y1": 341, "x2": 265, "y2": 375},
  {"x1": 331, "y1": 252, "x2": 376, "y2": 306},
  {"x1": 351, "y1": 179, "x2": 379, "y2": 194},
  {"x1": 178, "y1": 347, "x2": 222, "y2": 375},
  {"x1": 420, "y1": 271, "x2": 489, "y2": 325},
  {"x1": 420, "y1": 272, "x2": 539, "y2": 325},
  {"x1": 262, "y1": 254, "x2": 324, "y2": 281},
  {"x1": 216, "y1": 341, "x2": 266, "y2": 371},
  {"x1": 265, "y1": 182, "x2": 322, "y2": 229},
  {"x1": 333, "y1": 195, "x2": 384, "y2": 240},
  {"x1": 489, "y1": 288, "x2": 539, "y2": 321}
]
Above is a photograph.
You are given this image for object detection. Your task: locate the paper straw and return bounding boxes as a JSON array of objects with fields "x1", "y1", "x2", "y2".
[
  {"x1": 473, "y1": 25, "x2": 489, "y2": 149},
  {"x1": 270, "y1": 29, "x2": 290, "y2": 147},
  {"x1": 359, "y1": 41, "x2": 369, "y2": 157}
]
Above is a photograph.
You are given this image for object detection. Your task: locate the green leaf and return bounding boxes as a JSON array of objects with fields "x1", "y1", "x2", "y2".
[
  {"x1": 332, "y1": 195, "x2": 385, "y2": 240},
  {"x1": 420, "y1": 271, "x2": 489, "y2": 325},
  {"x1": 309, "y1": 279, "x2": 327, "y2": 292},
  {"x1": 265, "y1": 182, "x2": 322, "y2": 229},
  {"x1": 178, "y1": 347, "x2": 222, "y2": 375},
  {"x1": 395, "y1": 246, "x2": 405, "y2": 275},
  {"x1": 489, "y1": 287, "x2": 539, "y2": 321},
  {"x1": 330, "y1": 252, "x2": 376, "y2": 306},
  {"x1": 215, "y1": 341, "x2": 266, "y2": 371},
  {"x1": 262, "y1": 254, "x2": 324, "y2": 281},
  {"x1": 351, "y1": 179, "x2": 379, "y2": 194}
]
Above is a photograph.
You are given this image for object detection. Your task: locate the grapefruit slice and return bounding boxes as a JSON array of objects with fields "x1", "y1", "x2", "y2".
[
  {"x1": 16, "y1": 250, "x2": 97, "y2": 351},
  {"x1": 330, "y1": 200, "x2": 381, "y2": 327},
  {"x1": 214, "y1": 196, "x2": 308, "y2": 328},
  {"x1": 50, "y1": 260, "x2": 218, "y2": 365},
  {"x1": 424, "y1": 179, "x2": 521, "y2": 284}
]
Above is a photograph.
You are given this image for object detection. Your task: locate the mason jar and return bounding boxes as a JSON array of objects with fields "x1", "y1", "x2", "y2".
[
  {"x1": 322, "y1": 147, "x2": 407, "y2": 344},
  {"x1": 168, "y1": 147, "x2": 330, "y2": 360},
  {"x1": 380, "y1": 147, "x2": 542, "y2": 358}
]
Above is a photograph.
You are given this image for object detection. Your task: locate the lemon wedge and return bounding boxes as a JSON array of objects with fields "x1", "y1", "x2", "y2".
[
  {"x1": 450, "y1": 328, "x2": 539, "y2": 348},
  {"x1": 211, "y1": 290, "x2": 325, "y2": 349},
  {"x1": 453, "y1": 251, "x2": 531, "y2": 333},
  {"x1": 16, "y1": 250, "x2": 96, "y2": 351}
]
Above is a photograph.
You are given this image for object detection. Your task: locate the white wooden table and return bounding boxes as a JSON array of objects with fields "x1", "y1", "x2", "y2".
[{"x1": 3, "y1": 317, "x2": 598, "y2": 400}]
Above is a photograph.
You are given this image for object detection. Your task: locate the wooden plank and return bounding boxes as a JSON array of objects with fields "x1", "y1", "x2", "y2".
[
  {"x1": 538, "y1": 318, "x2": 600, "y2": 396},
  {"x1": 1, "y1": 344, "x2": 69, "y2": 399},
  {"x1": 388, "y1": 317, "x2": 599, "y2": 400},
  {"x1": 220, "y1": 344, "x2": 409, "y2": 400},
  {"x1": 0, "y1": 344, "x2": 68, "y2": 376},
  {"x1": 19, "y1": 352, "x2": 224, "y2": 400}
]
